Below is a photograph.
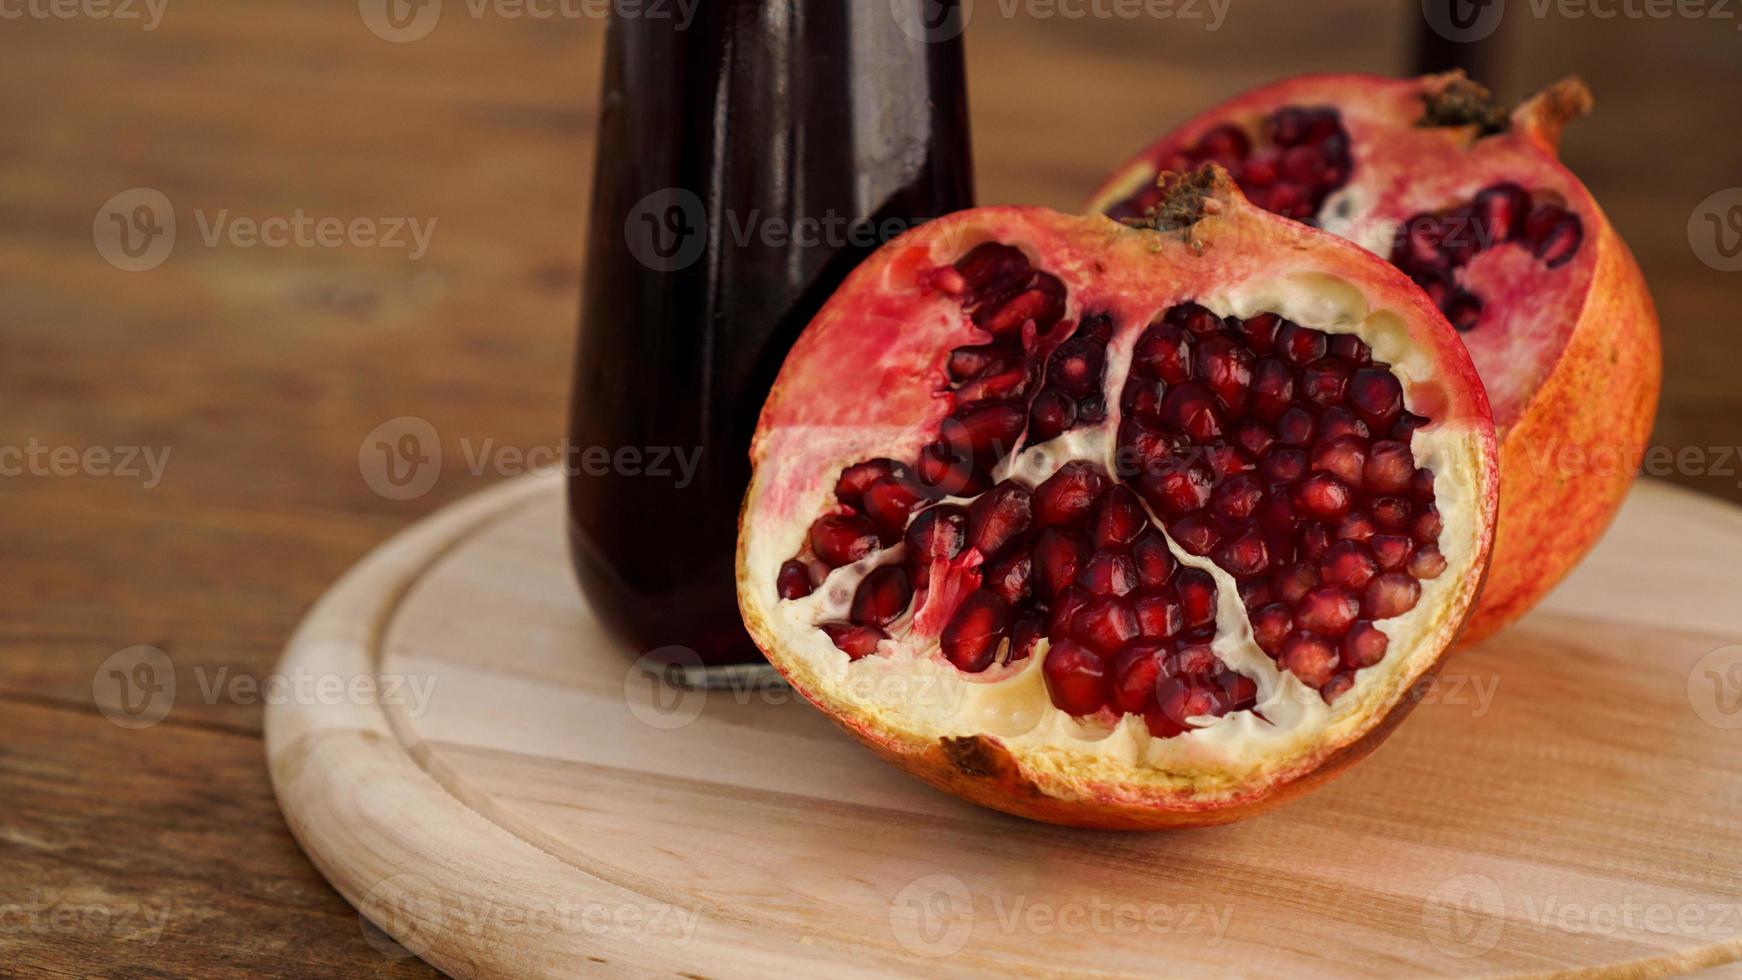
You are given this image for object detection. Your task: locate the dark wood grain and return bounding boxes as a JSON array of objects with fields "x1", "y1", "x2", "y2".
[{"x1": 1, "y1": 0, "x2": 1737, "y2": 974}]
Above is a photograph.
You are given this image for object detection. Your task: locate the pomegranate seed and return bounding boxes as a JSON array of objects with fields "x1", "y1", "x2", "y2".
[
  {"x1": 1294, "y1": 473, "x2": 1353, "y2": 520},
  {"x1": 1047, "y1": 585, "x2": 1092, "y2": 640},
  {"x1": 852, "y1": 565, "x2": 913, "y2": 627},
  {"x1": 1276, "y1": 406, "x2": 1317, "y2": 447},
  {"x1": 1336, "y1": 511, "x2": 1377, "y2": 542},
  {"x1": 1160, "y1": 381, "x2": 1227, "y2": 441},
  {"x1": 1153, "y1": 678, "x2": 1220, "y2": 732},
  {"x1": 1413, "y1": 503, "x2": 1443, "y2": 544},
  {"x1": 1217, "y1": 671, "x2": 1259, "y2": 711},
  {"x1": 1363, "y1": 572, "x2": 1422, "y2": 619},
  {"x1": 1214, "y1": 527, "x2": 1271, "y2": 577},
  {"x1": 1279, "y1": 631, "x2": 1338, "y2": 689},
  {"x1": 1250, "y1": 356, "x2": 1295, "y2": 422},
  {"x1": 1131, "y1": 321, "x2": 1192, "y2": 382},
  {"x1": 1194, "y1": 336, "x2": 1255, "y2": 414},
  {"x1": 1047, "y1": 336, "x2": 1105, "y2": 395},
  {"x1": 1472, "y1": 182, "x2": 1530, "y2": 246},
  {"x1": 1299, "y1": 357, "x2": 1352, "y2": 408},
  {"x1": 942, "y1": 401, "x2": 1027, "y2": 464},
  {"x1": 1370, "y1": 534, "x2": 1413, "y2": 571},
  {"x1": 1321, "y1": 672, "x2": 1355, "y2": 702},
  {"x1": 1194, "y1": 123, "x2": 1251, "y2": 163},
  {"x1": 1261, "y1": 447, "x2": 1308, "y2": 483},
  {"x1": 1393, "y1": 412, "x2": 1430, "y2": 442},
  {"x1": 1364, "y1": 440, "x2": 1414, "y2": 493},
  {"x1": 982, "y1": 548, "x2": 1033, "y2": 605},
  {"x1": 1078, "y1": 547, "x2": 1138, "y2": 597},
  {"x1": 915, "y1": 440, "x2": 989, "y2": 497},
  {"x1": 1411, "y1": 466, "x2": 1437, "y2": 500},
  {"x1": 1200, "y1": 441, "x2": 1255, "y2": 481},
  {"x1": 1525, "y1": 204, "x2": 1583, "y2": 268},
  {"x1": 1169, "y1": 514, "x2": 1222, "y2": 556},
  {"x1": 1073, "y1": 595, "x2": 1140, "y2": 655},
  {"x1": 777, "y1": 560, "x2": 814, "y2": 600},
  {"x1": 1141, "y1": 463, "x2": 1214, "y2": 519},
  {"x1": 967, "y1": 480, "x2": 1033, "y2": 557},
  {"x1": 954, "y1": 242, "x2": 1030, "y2": 304},
  {"x1": 1042, "y1": 639, "x2": 1110, "y2": 715},
  {"x1": 1276, "y1": 322, "x2": 1329, "y2": 365},
  {"x1": 1329, "y1": 334, "x2": 1371, "y2": 364},
  {"x1": 1131, "y1": 530, "x2": 1176, "y2": 587},
  {"x1": 941, "y1": 589, "x2": 1010, "y2": 673},
  {"x1": 905, "y1": 504, "x2": 967, "y2": 565},
  {"x1": 1368, "y1": 496, "x2": 1412, "y2": 531},
  {"x1": 835, "y1": 459, "x2": 903, "y2": 510},
  {"x1": 1342, "y1": 620, "x2": 1389, "y2": 669},
  {"x1": 1134, "y1": 587, "x2": 1184, "y2": 638},
  {"x1": 1077, "y1": 313, "x2": 1114, "y2": 344},
  {"x1": 1211, "y1": 472, "x2": 1265, "y2": 522},
  {"x1": 1409, "y1": 544, "x2": 1447, "y2": 579},
  {"x1": 1092, "y1": 486, "x2": 1148, "y2": 548},
  {"x1": 1237, "y1": 577, "x2": 1274, "y2": 612},
  {"x1": 811, "y1": 514, "x2": 880, "y2": 567},
  {"x1": 1444, "y1": 290, "x2": 1482, "y2": 332},
  {"x1": 1033, "y1": 461, "x2": 1108, "y2": 528},
  {"x1": 1316, "y1": 406, "x2": 1369, "y2": 441},
  {"x1": 1251, "y1": 603, "x2": 1293, "y2": 655},
  {"x1": 862, "y1": 476, "x2": 922, "y2": 543},
  {"x1": 1028, "y1": 387, "x2": 1077, "y2": 443},
  {"x1": 1171, "y1": 643, "x2": 1221, "y2": 680},
  {"x1": 947, "y1": 344, "x2": 1007, "y2": 382},
  {"x1": 822, "y1": 623, "x2": 886, "y2": 660},
  {"x1": 1176, "y1": 567, "x2": 1217, "y2": 629},
  {"x1": 1033, "y1": 526, "x2": 1091, "y2": 599},
  {"x1": 1348, "y1": 368, "x2": 1404, "y2": 429},
  {"x1": 1111, "y1": 641, "x2": 1170, "y2": 714},
  {"x1": 1310, "y1": 435, "x2": 1367, "y2": 486},
  {"x1": 1233, "y1": 418, "x2": 1276, "y2": 457},
  {"x1": 1080, "y1": 397, "x2": 1111, "y2": 427},
  {"x1": 1006, "y1": 614, "x2": 1045, "y2": 664},
  {"x1": 1166, "y1": 302, "x2": 1225, "y2": 336},
  {"x1": 954, "y1": 357, "x2": 1033, "y2": 404},
  {"x1": 1320, "y1": 540, "x2": 1378, "y2": 590},
  {"x1": 1119, "y1": 416, "x2": 1181, "y2": 475},
  {"x1": 1296, "y1": 586, "x2": 1360, "y2": 636},
  {"x1": 1121, "y1": 378, "x2": 1167, "y2": 424},
  {"x1": 1300, "y1": 522, "x2": 1333, "y2": 560},
  {"x1": 974, "y1": 273, "x2": 1066, "y2": 338},
  {"x1": 1273, "y1": 561, "x2": 1320, "y2": 604}
]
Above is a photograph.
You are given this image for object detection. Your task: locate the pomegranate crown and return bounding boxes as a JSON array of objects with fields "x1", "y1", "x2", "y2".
[{"x1": 1119, "y1": 163, "x2": 1238, "y2": 234}]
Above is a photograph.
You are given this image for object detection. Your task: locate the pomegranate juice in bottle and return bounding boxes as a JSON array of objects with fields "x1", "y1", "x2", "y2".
[{"x1": 567, "y1": 2, "x2": 974, "y2": 673}]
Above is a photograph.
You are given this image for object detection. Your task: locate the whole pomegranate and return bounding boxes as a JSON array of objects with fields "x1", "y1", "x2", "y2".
[
  {"x1": 737, "y1": 170, "x2": 1499, "y2": 829},
  {"x1": 1091, "y1": 73, "x2": 1661, "y2": 644}
]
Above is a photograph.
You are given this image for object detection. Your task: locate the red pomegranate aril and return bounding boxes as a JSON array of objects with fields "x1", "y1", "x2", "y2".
[
  {"x1": 1368, "y1": 496, "x2": 1412, "y2": 532},
  {"x1": 1073, "y1": 595, "x2": 1141, "y2": 655},
  {"x1": 1370, "y1": 534, "x2": 1413, "y2": 571},
  {"x1": 1048, "y1": 336, "x2": 1106, "y2": 395},
  {"x1": 916, "y1": 440, "x2": 989, "y2": 497},
  {"x1": 941, "y1": 589, "x2": 1011, "y2": 673},
  {"x1": 1211, "y1": 472, "x2": 1265, "y2": 522},
  {"x1": 1363, "y1": 572, "x2": 1422, "y2": 619},
  {"x1": 983, "y1": 548, "x2": 1034, "y2": 605},
  {"x1": 1131, "y1": 322, "x2": 1192, "y2": 382},
  {"x1": 777, "y1": 560, "x2": 814, "y2": 600},
  {"x1": 1279, "y1": 631, "x2": 1338, "y2": 689},
  {"x1": 1078, "y1": 547, "x2": 1138, "y2": 597},
  {"x1": 1273, "y1": 561, "x2": 1320, "y2": 604},
  {"x1": 1033, "y1": 526, "x2": 1091, "y2": 599},
  {"x1": 1413, "y1": 503, "x2": 1444, "y2": 544},
  {"x1": 1028, "y1": 387, "x2": 1077, "y2": 444},
  {"x1": 1239, "y1": 577, "x2": 1274, "y2": 612},
  {"x1": 1294, "y1": 473, "x2": 1353, "y2": 520},
  {"x1": 967, "y1": 480, "x2": 1034, "y2": 558},
  {"x1": 1167, "y1": 302, "x2": 1225, "y2": 336},
  {"x1": 947, "y1": 343, "x2": 1007, "y2": 383},
  {"x1": 1134, "y1": 588, "x2": 1184, "y2": 638},
  {"x1": 811, "y1": 514, "x2": 880, "y2": 567},
  {"x1": 1143, "y1": 463, "x2": 1214, "y2": 519},
  {"x1": 1261, "y1": 447, "x2": 1308, "y2": 484},
  {"x1": 1276, "y1": 322, "x2": 1329, "y2": 365},
  {"x1": 851, "y1": 565, "x2": 913, "y2": 627},
  {"x1": 1300, "y1": 522, "x2": 1333, "y2": 560},
  {"x1": 1237, "y1": 312, "x2": 1281, "y2": 352},
  {"x1": 1473, "y1": 182, "x2": 1530, "y2": 246},
  {"x1": 1320, "y1": 540, "x2": 1379, "y2": 590},
  {"x1": 1111, "y1": 641, "x2": 1170, "y2": 714},
  {"x1": 1195, "y1": 123, "x2": 1250, "y2": 162},
  {"x1": 1300, "y1": 358, "x2": 1352, "y2": 408},
  {"x1": 862, "y1": 476, "x2": 923, "y2": 543},
  {"x1": 1233, "y1": 418, "x2": 1277, "y2": 457},
  {"x1": 1329, "y1": 333, "x2": 1371, "y2": 364},
  {"x1": 1215, "y1": 527, "x2": 1271, "y2": 577},
  {"x1": 1169, "y1": 513, "x2": 1223, "y2": 557},
  {"x1": 1131, "y1": 530, "x2": 1176, "y2": 587},
  {"x1": 905, "y1": 504, "x2": 967, "y2": 564},
  {"x1": 1177, "y1": 567, "x2": 1217, "y2": 629},
  {"x1": 954, "y1": 357, "x2": 1033, "y2": 404},
  {"x1": 1297, "y1": 586, "x2": 1360, "y2": 636},
  {"x1": 1047, "y1": 585, "x2": 1093, "y2": 640},
  {"x1": 1349, "y1": 368, "x2": 1404, "y2": 429},
  {"x1": 1444, "y1": 290, "x2": 1483, "y2": 333},
  {"x1": 1310, "y1": 435, "x2": 1367, "y2": 486},
  {"x1": 1276, "y1": 406, "x2": 1317, "y2": 446},
  {"x1": 1393, "y1": 412, "x2": 1430, "y2": 442},
  {"x1": 1409, "y1": 544, "x2": 1448, "y2": 579},
  {"x1": 835, "y1": 459, "x2": 903, "y2": 510},
  {"x1": 1251, "y1": 602, "x2": 1293, "y2": 655},
  {"x1": 1412, "y1": 466, "x2": 1437, "y2": 500},
  {"x1": 1194, "y1": 336, "x2": 1255, "y2": 414},
  {"x1": 1170, "y1": 642, "x2": 1221, "y2": 679},
  {"x1": 1525, "y1": 203, "x2": 1583, "y2": 268},
  {"x1": 1250, "y1": 356, "x2": 1295, "y2": 421},
  {"x1": 1341, "y1": 620, "x2": 1389, "y2": 669},
  {"x1": 1091, "y1": 486, "x2": 1148, "y2": 548},
  {"x1": 1201, "y1": 441, "x2": 1255, "y2": 481},
  {"x1": 1034, "y1": 461, "x2": 1108, "y2": 528},
  {"x1": 1043, "y1": 639, "x2": 1111, "y2": 716},
  {"x1": 1006, "y1": 614, "x2": 1045, "y2": 664},
  {"x1": 1316, "y1": 406, "x2": 1370, "y2": 442},
  {"x1": 1336, "y1": 511, "x2": 1378, "y2": 542},
  {"x1": 1364, "y1": 440, "x2": 1415, "y2": 494},
  {"x1": 974, "y1": 272, "x2": 1067, "y2": 338},
  {"x1": 1321, "y1": 672, "x2": 1355, "y2": 703},
  {"x1": 954, "y1": 242, "x2": 1030, "y2": 304},
  {"x1": 822, "y1": 623, "x2": 887, "y2": 660},
  {"x1": 1153, "y1": 678, "x2": 1222, "y2": 733},
  {"x1": 942, "y1": 401, "x2": 1027, "y2": 464},
  {"x1": 1161, "y1": 382, "x2": 1227, "y2": 441}
]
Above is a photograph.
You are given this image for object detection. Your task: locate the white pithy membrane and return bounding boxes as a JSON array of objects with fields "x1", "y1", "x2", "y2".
[{"x1": 748, "y1": 272, "x2": 1485, "y2": 793}]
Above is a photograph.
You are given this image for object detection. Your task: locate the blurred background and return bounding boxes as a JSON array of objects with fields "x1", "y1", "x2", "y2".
[{"x1": 2, "y1": 0, "x2": 1739, "y2": 973}]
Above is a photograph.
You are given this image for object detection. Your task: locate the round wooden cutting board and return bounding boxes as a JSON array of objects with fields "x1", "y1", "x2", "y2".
[{"x1": 265, "y1": 471, "x2": 1742, "y2": 978}]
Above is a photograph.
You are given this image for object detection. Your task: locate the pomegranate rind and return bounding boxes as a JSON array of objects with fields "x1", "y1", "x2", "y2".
[
  {"x1": 1090, "y1": 72, "x2": 1661, "y2": 646},
  {"x1": 737, "y1": 181, "x2": 1498, "y2": 829}
]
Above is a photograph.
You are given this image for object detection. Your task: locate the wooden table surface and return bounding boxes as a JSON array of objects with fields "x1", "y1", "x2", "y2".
[{"x1": 2, "y1": 1, "x2": 1738, "y2": 975}]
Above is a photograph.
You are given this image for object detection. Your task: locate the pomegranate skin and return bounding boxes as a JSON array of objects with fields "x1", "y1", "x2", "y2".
[
  {"x1": 1090, "y1": 73, "x2": 1661, "y2": 646},
  {"x1": 736, "y1": 177, "x2": 1499, "y2": 829}
]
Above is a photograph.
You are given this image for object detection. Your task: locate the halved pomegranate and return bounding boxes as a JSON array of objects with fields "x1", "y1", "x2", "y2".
[
  {"x1": 1091, "y1": 73, "x2": 1661, "y2": 644},
  {"x1": 737, "y1": 169, "x2": 1500, "y2": 829}
]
